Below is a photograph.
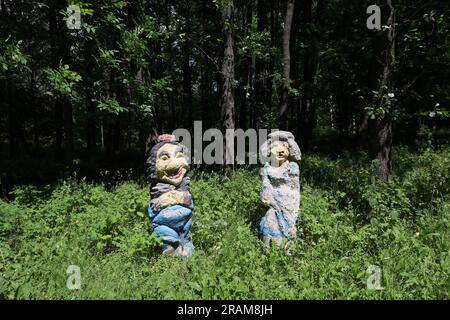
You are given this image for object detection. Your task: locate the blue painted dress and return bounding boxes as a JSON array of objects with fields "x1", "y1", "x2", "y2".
[
  {"x1": 147, "y1": 179, "x2": 194, "y2": 257},
  {"x1": 259, "y1": 162, "x2": 300, "y2": 245}
]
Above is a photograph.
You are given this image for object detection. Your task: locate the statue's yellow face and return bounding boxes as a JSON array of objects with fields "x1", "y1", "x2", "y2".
[
  {"x1": 156, "y1": 143, "x2": 189, "y2": 186},
  {"x1": 270, "y1": 141, "x2": 290, "y2": 167}
]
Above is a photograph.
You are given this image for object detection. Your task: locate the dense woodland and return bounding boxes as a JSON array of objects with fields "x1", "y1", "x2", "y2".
[
  {"x1": 0, "y1": 1, "x2": 449, "y2": 300},
  {"x1": 1, "y1": 0, "x2": 449, "y2": 184}
]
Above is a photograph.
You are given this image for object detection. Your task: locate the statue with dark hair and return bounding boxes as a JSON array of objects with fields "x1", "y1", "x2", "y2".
[{"x1": 147, "y1": 134, "x2": 194, "y2": 257}]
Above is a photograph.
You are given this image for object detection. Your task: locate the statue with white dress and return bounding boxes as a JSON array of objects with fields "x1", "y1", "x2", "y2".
[{"x1": 259, "y1": 131, "x2": 302, "y2": 251}]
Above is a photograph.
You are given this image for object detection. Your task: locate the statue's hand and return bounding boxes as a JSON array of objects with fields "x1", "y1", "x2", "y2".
[
  {"x1": 157, "y1": 190, "x2": 186, "y2": 209},
  {"x1": 261, "y1": 198, "x2": 271, "y2": 206},
  {"x1": 151, "y1": 199, "x2": 161, "y2": 212}
]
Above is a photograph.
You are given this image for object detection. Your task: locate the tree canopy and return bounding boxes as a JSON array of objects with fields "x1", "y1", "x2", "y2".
[{"x1": 1, "y1": 0, "x2": 449, "y2": 182}]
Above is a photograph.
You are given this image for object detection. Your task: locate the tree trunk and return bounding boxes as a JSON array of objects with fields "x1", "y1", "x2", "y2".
[
  {"x1": 30, "y1": 70, "x2": 39, "y2": 150},
  {"x1": 279, "y1": 0, "x2": 295, "y2": 129},
  {"x1": 221, "y1": 0, "x2": 236, "y2": 166},
  {"x1": 239, "y1": 2, "x2": 253, "y2": 130},
  {"x1": 182, "y1": 0, "x2": 193, "y2": 129},
  {"x1": 370, "y1": 116, "x2": 393, "y2": 178},
  {"x1": 113, "y1": 116, "x2": 121, "y2": 153},
  {"x1": 369, "y1": 0, "x2": 395, "y2": 179},
  {"x1": 254, "y1": 0, "x2": 268, "y2": 129},
  {"x1": 221, "y1": 0, "x2": 236, "y2": 132},
  {"x1": 49, "y1": 4, "x2": 63, "y2": 160},
  {"x1": 49, "y1": 2, "x2": 73, "y2": 167},
  {"x1": 6, "y1": 71, "x2": 15, "y2": 158},
  {"x1": 85, "y1": 40, "x2": 97, "y2": 152},
  {"x1": 58, "y1": 15, "x2": 73, "y2": 168},
  {"x1": 63, "y1": 98, "x2": 74, "y2": 167}
]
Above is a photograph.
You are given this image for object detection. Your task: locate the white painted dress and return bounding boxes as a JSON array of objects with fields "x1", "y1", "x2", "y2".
[{"x1": 259, "y1": 161, "x2": 300, "y2": 244}]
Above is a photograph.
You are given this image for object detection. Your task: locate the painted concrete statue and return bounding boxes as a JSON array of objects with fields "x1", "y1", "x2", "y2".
[
  {"x1": 147, "y1": 134, "x2": 194, "y2": 257},
  {"x1": 259, "y1": 131, "x2": 301, "y2": 251}
]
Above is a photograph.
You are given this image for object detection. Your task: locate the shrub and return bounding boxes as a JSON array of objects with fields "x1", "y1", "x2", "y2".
[{"x1": 0, "y1": 147, "x2": 448, "y2": 299}]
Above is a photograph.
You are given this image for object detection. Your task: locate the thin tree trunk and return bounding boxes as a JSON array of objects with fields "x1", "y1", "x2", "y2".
[
  {"x1": 369, "y1": 0, "x2": 395, "y2": 179},
  {"x1": 49, "y1": 2, "x2": 73, "y2": 167},
  {"x1": 49, "y1": 4, "x2": 63, "y2": 160},
  {"x1": 239, "y1": 2, "x2": 253, "y2": 130},
  {"x1": 254, "y1": 0, "x2": 268, "y2": 129},
  {"x1": 113, "y1": 116, "x2": 121, "y2": 153},
  {"x1": 101, "y1": 120, "x2": 105, "y2": 151},
  {"x1": 63, "y1": 98, "x2": 74, "y2": 167},
  {"x1": 30, "y1": 70, "x2": 39, "y2": 150},
  {"x1": 221, "y1": 0, "x2": 236, "y2": 131},
  {"x1": 371, "y1": 116, "x2": 393, "y2": 178},
  {"x1": 221, "y1": 0, "x2": 236, "y2": 166},
  {"x1": 182, "y1": 0, "x2": 193, "y2": 129},
  {"x1": 6, "y1": 71, "x2": 15, "y2": 158},
  {"x1": 170, "y1": 90, "x2": 176, "y2": 130},
  {"x1": 86, "y1": 40, "x2": 97, "y2": 152},
  {"x1": 279, "y1": 0, "x2": 295, "y2": 129},
  {"x1": 58, "y1": 13, "x2": 74, "y2": 168}
]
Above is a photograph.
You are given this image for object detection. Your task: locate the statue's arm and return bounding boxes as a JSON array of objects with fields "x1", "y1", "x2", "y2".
[
  {"x1": 152, "y1": 190, "x2": 191, "y2": 210},
  {"x1": 289, "y1": 162, "x2": 300, "y2": 177},
  {"x1": 260, "y1": 167, "x2": 274, "y2": 206}
]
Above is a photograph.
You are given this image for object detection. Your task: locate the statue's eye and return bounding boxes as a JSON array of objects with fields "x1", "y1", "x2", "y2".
[
  {"x1": 160, "y1": 155, "x2": 169, "y2": 161},
  {"x1": 176, "y1": 152, "x2": 184, "y2": 158}
]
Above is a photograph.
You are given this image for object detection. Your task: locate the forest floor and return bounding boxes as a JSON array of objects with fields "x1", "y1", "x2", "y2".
[{"x1": 0, "y1": 146, "x2": 449, "y2": 299}]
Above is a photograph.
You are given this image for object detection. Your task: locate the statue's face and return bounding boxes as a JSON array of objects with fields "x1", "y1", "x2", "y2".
[
  {"x1": 270, "y1": 140, "x2": 290, "y2": 167},
  {"x1": 155, "y1": 143, "x2": 189, "y2": 186}
]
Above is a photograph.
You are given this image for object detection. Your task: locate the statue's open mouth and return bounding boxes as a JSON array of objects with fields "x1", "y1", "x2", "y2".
[{"x1": 165, "y1": 167, "x2": 186, "y2": 180}]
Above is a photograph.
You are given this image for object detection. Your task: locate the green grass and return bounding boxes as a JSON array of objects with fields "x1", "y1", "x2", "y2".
[{"x1": 0, "y1": 147, "x2": 449, "y2": 299}]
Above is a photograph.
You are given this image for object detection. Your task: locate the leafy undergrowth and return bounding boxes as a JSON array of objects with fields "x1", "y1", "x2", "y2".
[{"x1": 0, "y1": 147, "x2": 449, "y2": 299}]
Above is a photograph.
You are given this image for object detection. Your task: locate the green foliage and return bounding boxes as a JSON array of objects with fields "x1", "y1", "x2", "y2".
[
  {"x1": 45, "y1": 64, "x2": 82, "y2": 100},
  {"x1": 0, "y1": 149, "x2": 448, "y2": 299},
  {"x1": 237, "y1": 16, "x2": 273, "y2": 61},
  {"x1": 94, "y1": 98, "x2": 125, "y2": 115},
  {"x1": 401, "y1": 148, "x2": 450, "y2": 209},
  {"x1": 0, "y1": 37, "x2": 29, "y2": 73}
]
